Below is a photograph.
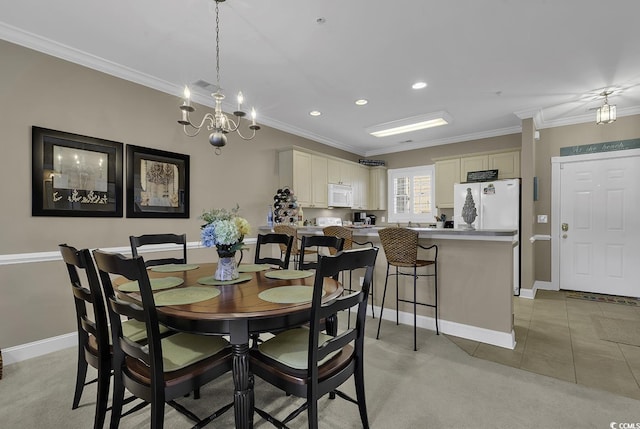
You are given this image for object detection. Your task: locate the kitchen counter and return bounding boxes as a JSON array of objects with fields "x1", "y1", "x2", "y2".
[
  {"x1": 258, "y1": 224, "x2": 517, "y2": 349},
  {"x1": 259, "y1": 225, "x2": 517, "y2": 242}
]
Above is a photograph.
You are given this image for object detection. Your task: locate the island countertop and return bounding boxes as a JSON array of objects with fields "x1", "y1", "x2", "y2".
[{"x1": 258, "y1": 225, "x2": 518, "y2": 242}]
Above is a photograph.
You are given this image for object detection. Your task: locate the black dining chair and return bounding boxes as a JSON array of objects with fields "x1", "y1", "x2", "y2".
[
  {"x1": 254, "y1": 233, "x2": 294, "y2": 269},
  {"x1": 59, "y1": 244, "x2": 113, "y2": 429},
  {"x1": 251, "y1": 247, "x2": 378, "y2": 429},
  {"x1": 129, "y1": 233, "x2": 188, "y2": 267},
  {"x1": 297, "y1": 235, "x2": 345, "y2": 271},
  {"x1": 323, "y1": 225, "x2": 377, "y2": 324},
  {"x1": 93, "y1": 250, "x2": 233, "y2": 429}
]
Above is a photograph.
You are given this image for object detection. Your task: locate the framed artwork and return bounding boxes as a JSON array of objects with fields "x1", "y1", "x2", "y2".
[
  {"x1": 31, "y1": 127, "x2": 123, "y2": 217},
  {"x1": 126, "y1": 145, "x2": 189, "y2": 218}
]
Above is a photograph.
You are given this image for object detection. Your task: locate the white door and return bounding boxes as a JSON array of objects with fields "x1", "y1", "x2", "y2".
[{"x1": 559, "y1": 156, "x2": 640, "y2": 297}]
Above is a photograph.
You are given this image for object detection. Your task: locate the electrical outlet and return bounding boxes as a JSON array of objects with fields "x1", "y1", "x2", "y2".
[{"x1": 537, "y1": 215, "x2": 548, "y2": 223}]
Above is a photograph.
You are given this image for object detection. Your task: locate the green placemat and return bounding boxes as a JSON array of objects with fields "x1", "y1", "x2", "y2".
[
  {"x1": 264, "y1": 270, "x2": 314, "y2": 280},
  {"x1": 197, "y1": 272, "x2": 253, "y2": 286},
  {"x1": 119, "y1": 276, "x2": 184, "y2": 292},
  {"x1": 150, "y1": 264, "x2": 200, "y2": 273},
  {"x1": 238, "y1": 264, "x2": 272, "y2": 273},
  {"x1": 258, "y1": 285, "x2": 324, "y2": 304},
  {"x1": 154, "y1": 287, "x2": 221, "y2": 306}
]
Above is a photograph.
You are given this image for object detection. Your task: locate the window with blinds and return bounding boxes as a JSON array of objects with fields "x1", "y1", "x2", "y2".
[{"x1": 388, "y1": 165, "x2": 435, "y2": 223}]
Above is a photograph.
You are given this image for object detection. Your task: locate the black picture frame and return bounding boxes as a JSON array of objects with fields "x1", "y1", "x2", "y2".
[
  {"x1": 126, "y1": 145, "x2": 189, "y2": 218},
  {"x1": 32, "y1": 126, "x2": 123, "y2": 217}
]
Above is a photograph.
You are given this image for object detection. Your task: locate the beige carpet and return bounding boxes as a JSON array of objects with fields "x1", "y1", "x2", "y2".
[
  {"x1": 593, "y1": 315, "x2": 640, "y2": 347},
  {"x1": 1, "y1": 320, "x2": 639, "y2": 428}
]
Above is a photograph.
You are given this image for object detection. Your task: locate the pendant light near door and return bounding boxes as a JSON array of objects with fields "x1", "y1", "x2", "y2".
[{"x1": 596, "y1": 91, "x2": 616, "y2": 125}]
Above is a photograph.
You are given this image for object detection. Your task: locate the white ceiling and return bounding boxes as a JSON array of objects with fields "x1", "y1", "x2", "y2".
[{"x1": 2, "y1": 0, "x2": 640, "y2": 156}]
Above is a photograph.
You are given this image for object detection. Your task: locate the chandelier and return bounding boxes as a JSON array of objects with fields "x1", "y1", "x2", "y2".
[
  {"x1": 595, "y1": 90, "x2": 616, "y2": 125},
  {"x1": 178, "y1": 0, "x2": 260, "y2": 155}
]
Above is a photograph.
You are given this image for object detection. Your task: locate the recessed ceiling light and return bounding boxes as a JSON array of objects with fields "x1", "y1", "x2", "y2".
[
  {"x1": 355, "y1": 99, "x2": 368, "y2": 106},
  {"x1": 366, "y1": 111, "x2": 452, "y2": 137},
  {"x1": 309, "y1": 110, "x2": 322, "y2": 116},
  {"x1": 412, "y1": 81, "x2": 427, "y2": 90}
]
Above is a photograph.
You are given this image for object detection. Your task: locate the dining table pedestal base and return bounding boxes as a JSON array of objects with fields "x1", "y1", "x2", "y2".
[{"x1": 232, "y1": 341, "x2": 254, "y2": 428}]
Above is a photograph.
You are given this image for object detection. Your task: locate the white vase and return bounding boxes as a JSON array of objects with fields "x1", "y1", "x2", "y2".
[{"x1": 214, "y1": 251, "x2": 239, "y2": 281}]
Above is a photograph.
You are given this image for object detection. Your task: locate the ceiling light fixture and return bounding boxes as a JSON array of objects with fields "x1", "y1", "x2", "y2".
[
  {"x1": 596, "y1": 91, "x2": 616, "y2": 125},
  {"x1": 366, "y1": 111, "x2": 452, "y2": 138},
  {"x1": 178, "y1": 0, "x2": 260, "y2": 155},
  {"x1": 309, "y1": 110, "x2": 322, "y2": 116},
  {"x1": 412, "y1": 82, "x2": 427, "y2": 90},
  {"x1": 355, "y1": 99, "x2": 368, "y2": 106}
]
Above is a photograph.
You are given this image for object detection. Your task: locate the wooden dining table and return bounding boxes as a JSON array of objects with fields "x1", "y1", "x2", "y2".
[{"x1": 114, "y1": 262, "x2": 342, "y2": 429}]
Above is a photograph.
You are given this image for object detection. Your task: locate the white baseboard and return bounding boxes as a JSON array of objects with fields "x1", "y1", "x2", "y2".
[
  {"x1": 369, "y1": 305, "x2": 516, "y2": 350},
  {"x1": 3, "y1": 332, "x2": 77, "y2": 365},
  {"x1": 516, "y1": 280, "x2": 556, "y2": 300}
]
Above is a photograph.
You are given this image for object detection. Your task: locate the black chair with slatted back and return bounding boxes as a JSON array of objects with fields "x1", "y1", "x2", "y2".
[
  {"x1": 297, "y1": 235, "x2": 345, "y2": 271},
  {"x1": 129, "y1": 233, "x2": 187, "y2": 267},
  {"x1": 93, "y1": 250, "x2": 233, "y2": 429},
  {"x1": 323, "y1": 226, "x2": 377, "y2": 324},
  {"x1": 251, "y1": 247, "x2": 378, "y2": 429},
  {"x1": 59, "y1": 244, "x2": 111, "y2": 429},
  {"x1": 255, "y1": 233, "x2": 294, "y2": 269}
]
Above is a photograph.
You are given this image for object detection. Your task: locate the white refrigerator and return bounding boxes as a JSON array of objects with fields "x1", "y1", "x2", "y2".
[{"x1": 453, "y1": 178, "x2": 521, "y2": 295}]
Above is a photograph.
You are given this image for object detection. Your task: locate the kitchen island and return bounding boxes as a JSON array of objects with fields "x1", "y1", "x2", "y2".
[{"x1": 258, "y1": 225, "x2": 518, "y2": 349}]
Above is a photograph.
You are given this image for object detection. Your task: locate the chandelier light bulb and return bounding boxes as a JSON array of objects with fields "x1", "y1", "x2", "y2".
[
  {"x1": 184, "y1": 86, "x2": 191, "y2": 99},
  {"x1": 237, "y1": 91, "x2": 244, "y2": 109}
]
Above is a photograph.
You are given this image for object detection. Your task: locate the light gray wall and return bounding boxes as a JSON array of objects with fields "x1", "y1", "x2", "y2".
[{"x1": 0, "y1": 39, "x2": 357, "y2": 348}]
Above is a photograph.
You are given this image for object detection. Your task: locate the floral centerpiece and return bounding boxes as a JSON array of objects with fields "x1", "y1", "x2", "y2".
[{"x1": 200, "y1": 205, "x2": 250, "y2": 280}]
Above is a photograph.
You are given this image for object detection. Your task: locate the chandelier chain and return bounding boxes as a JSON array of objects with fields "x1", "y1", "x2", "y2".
[{"x1": 215, "y1": 0, "x2": 220, "y2": 89}]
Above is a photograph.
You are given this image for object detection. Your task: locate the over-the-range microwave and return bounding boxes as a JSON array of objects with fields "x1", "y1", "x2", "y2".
[{"x1": 328, "y1": 183, "x2": 352, "y2": 207}]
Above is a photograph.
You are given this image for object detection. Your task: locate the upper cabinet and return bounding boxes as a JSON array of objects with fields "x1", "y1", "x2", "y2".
[
  {"x1": 352, "y1": 164, "x2": 369, "y2": 210},
  {"x1": 435, "y1": 150, "x2": 520, "y2": 209},
  {"x1": 369, "y1": 166, "x2": 387, "y2": 210},
  {"x1": 460, "y1": 155, "x2": 489, "y2": 182},
  {"x1": 327, "y1": 159, "x2": 352, "y2": 186},
  {"x1": 434, "y1": 158, "x2": 460, "y2": 209},
  {"x1": 278, "y1": 149, "x2": 328, "y2": 208},
  {"x1": 488, "y1": 151, "x2": 520, "y2": 179}
]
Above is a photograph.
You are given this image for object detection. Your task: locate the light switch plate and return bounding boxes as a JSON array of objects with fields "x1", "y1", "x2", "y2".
[{"x1": 537, "y1": 215, "x2": 548, "y2": 223}]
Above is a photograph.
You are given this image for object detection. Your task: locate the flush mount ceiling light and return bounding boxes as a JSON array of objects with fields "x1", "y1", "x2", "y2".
[
  {"x1": 412, "y1": 81, "x2": 427, "y2": 90},
  {"x1": 309, "y1": 110, "x2": 322, "y2": 116},
  {"x1": 366, "y1": 111, "x2": 452, "y2": 138},
  {"x1": 596, "y1": 90, "x2": 616, "y2": 125},
  {"x1": 355, "y1": 99, "x2": 368, "y2": 106},
  {"x1": 178, "y1": 0, "x2": 260, "y2": 155}
]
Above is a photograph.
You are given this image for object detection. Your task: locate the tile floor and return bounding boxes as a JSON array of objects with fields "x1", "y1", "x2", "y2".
[{"x1": 447, "y1": 290, "x2": 640, "y2": 400}]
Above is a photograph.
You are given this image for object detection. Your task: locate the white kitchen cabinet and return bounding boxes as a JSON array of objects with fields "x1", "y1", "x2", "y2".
[
  {"x1": 489, "y1": 151, "x2": 520, "y2": 179},
  {"x1": 278, "y1": 149, "x2": 328, "y2": 208},
  {"x1": 352, "y1": 164, "x2": 369, "y2": 210},
  {"x1": 327, "y1": 158, "x2": 352, "y2": 185},
  {"x1": 369, "y1": 166, "x2": 387, "y2": 210},
  {"x1": 460, "y1": 155, "x2": 489, "y2": 182},
  {"x1": 310, "y1": 154, "x2": 328, "y2": 207},
  {"x1": 435, "y1": 158, "x2": 460, "y2": 209}
]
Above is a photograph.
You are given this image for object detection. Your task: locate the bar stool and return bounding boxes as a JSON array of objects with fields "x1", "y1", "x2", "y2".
[
  {"x1": 273, "y1": 224, "x2": 316, "y2": 269},
  {"x1": 376, "y1": 227, "x2": 438, "y2": 351}
]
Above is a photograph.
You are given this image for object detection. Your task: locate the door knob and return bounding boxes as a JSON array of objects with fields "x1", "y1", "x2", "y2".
[{"x1": 562, "y1": 234, "x2": 568, "y2": 239}]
